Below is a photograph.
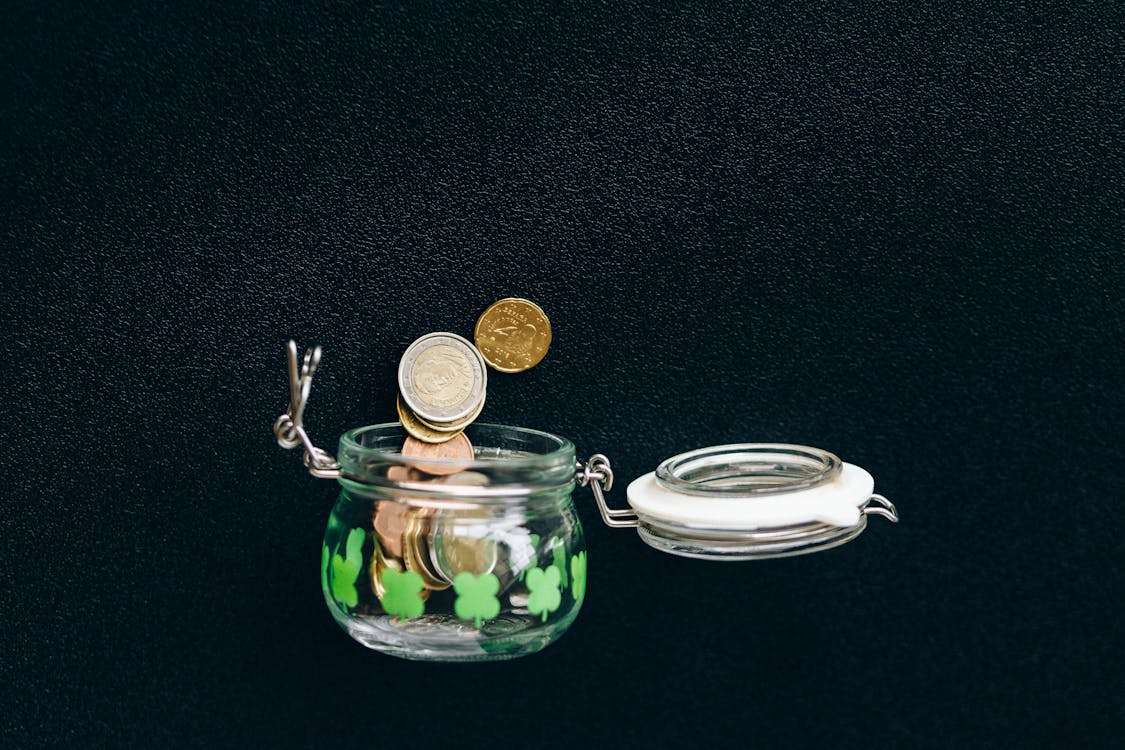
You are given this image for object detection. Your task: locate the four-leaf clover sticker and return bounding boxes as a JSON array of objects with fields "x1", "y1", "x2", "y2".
[
  {"x1": 330, "y1": 528, "x2": 365, "y2": 609},
  {"x1": 526, "y1": 566, "x2": 562, "y2": 622},
  {"x1": 570, "y1": 550, "x2": 587, "y2": 601},
  {"x1": 453, "y1": 572, "x2": 501, "y2": 628},
  {"x1": 378, "y1": 568, "x2": 426, "y2": 619}
]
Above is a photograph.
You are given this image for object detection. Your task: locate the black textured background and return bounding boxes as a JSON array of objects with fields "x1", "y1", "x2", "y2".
[{"x1": 3, "y1": 1, "x2": 1123, "y2": 747}]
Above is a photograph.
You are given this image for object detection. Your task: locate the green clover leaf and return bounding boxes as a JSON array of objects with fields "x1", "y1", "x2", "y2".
[
  {"x1": 453, "y1": 572, "x2": 501, "y2": 628},
  {"x1": 330, "y1": 528, "x2": 365, "y2": 609},
  {"x1": 526, "y1": 566, "x2": 562, "y2": 622},
  {"x1": 518, "y1": 533, "x2": 541, "y2": 582},
  {"x1": 551, "y1": 538, "x2": 569, "y2": 590},
  {"x1": 378, "y1": 568, "x2": 425, "y2": 619},
  {"x1": 570, "y1": 551, "x2": 587, "y2": 601}
]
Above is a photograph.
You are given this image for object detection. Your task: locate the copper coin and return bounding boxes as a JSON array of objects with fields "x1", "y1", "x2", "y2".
[
  {"x1": 401, "y1": 433, "x2": 475, "y2": 476},
  {"x1": 372, "y1": 500, "x2": 411, "y2": 559}
]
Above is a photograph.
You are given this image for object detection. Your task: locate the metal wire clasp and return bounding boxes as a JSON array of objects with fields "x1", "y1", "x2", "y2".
[
  {"x1": 862, "y1": 494, "x2": 899, "y2": 522},
  {"x1": 273, "y1": 340, "x2": 340, "y2": 479},
  {"x1": 577, "y1": 454, "x2": 638, "y2": 528}
]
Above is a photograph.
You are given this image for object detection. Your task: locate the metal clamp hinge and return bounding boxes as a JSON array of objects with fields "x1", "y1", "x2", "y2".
[
  {"x1": 862, "y1": 494, "x2": 899, "y2": 522},
  {"x1": 577, "y1": 454, "x2": 638, "y2": 528},
  {"x1": 273, "y1": 340, "x2": 340, "y2": 479}
]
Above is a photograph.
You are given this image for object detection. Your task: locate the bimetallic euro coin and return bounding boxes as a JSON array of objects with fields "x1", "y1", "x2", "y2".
[
  {"x1": 398, "y1": 332, "x2": 487, "y2": 423},
  {"x1": 474, "y1": 298, "x2": 552, "y2": 373},
  {"x1": 414, "y1": 391, "x2": 485, "y2": 433},
  {"x1": 396, "y1": 394, "x2": 461, "y2": 444},
  {"x1": 430, "y1": 527, "x2": 499, "y2": 580},
  {"x1": 402, "y1": 510, "x2": 450, "y2": 591}
]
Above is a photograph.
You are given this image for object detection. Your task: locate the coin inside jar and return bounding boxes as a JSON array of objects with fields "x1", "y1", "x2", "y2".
[
  {"x1": 474, "y1": 298, "x2": 552, "y2": 373},
  {"x1": 371, "y1": 535, "x2": 429, "y2": 602},
  {"x1": 401, "y1": 432, "x2": 475, "y2": 476},
  {"x1": 372, "y1": 499, "x2": 411, "y2": 559},
  {"x1": 398, "y1": 332, "x2": 487, "y2": 424},
  {"x1": 402, "y1": 510, "x2": 451, "y2": 591}
]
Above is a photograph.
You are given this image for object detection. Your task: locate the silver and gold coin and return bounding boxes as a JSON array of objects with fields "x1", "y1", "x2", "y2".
[
  {"x1": 402, "y1": 510, "x2": 451, "y2": 591},
  {"x1": 398, "y1": 332, "x2": 487, "y2": 424},
  {"x1": 396, "y1": 394, "x2": 460, "y2": 444},
  {"x1": 429, "y1": 521, "x2": 499, "y2": 581},
  {"x1": 474, "y1": 298, "x2": 552, "y2": 373},
  {"x1": 414, "y1": 392, "x2": 486, "y2": 434}
]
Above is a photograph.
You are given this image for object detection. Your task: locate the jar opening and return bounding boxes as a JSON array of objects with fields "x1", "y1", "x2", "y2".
[
  {"x1": 654, "y1": 444, "x2": 842, "y2": 497},
  {"x1": 336, "y1": 423, "x2": 577, "y2": 500}
]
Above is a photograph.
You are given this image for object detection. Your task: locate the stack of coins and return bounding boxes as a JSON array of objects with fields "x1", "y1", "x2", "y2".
[
  {"x1": 372, "y1": 303, "x2": 553, "y2": 615},
  {"x1": 396, "y1": 332, "x2": 487, "y2": 447}
]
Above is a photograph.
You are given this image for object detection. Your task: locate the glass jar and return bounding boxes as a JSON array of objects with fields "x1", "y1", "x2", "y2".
[{"x1": 320, "y1": 422, "x2": 587, "y2": 662}]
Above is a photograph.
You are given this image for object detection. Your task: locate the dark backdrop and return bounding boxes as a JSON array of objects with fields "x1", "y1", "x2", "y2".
[{"x1": 3, "y1": 1, "x2": 1122, "y2": 747}]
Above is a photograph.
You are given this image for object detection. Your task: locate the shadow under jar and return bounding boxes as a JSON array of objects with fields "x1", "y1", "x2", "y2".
[{"x1": 321, "y1": 423, "x2": 587, "y2": 662}]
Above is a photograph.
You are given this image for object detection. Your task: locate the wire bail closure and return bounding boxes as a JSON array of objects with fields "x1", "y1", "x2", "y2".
[
  {"x1": 273, "y1": 340, "x2": 340, "y2": 479},
  {"x1": 577, "y1": 454, "x2": 637, "y2": 528}
]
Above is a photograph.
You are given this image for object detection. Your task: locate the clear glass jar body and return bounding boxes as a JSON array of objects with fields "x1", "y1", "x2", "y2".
[{"x1": 321, "y1": 423, "x2": 586, "y2": 661}]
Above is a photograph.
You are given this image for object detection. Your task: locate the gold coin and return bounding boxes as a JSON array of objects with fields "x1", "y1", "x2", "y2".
[
  {"x1": 370, "y1": 536, "x2": 429, "y2": 601},
  {"x1": 397, "y1": 394, "x2": 461, "y2": 444},
  {"x1": 402, "y1": 511, "x2": 451, "y2": 591},
  {"x1": 401, "y1": 432, "x2": 475, "y2": 476},
  {"x1": 474, "y1": 298, "x2": 552, "y2": 373}
]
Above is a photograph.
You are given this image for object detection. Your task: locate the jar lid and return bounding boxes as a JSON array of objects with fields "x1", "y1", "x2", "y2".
[{"x1": 584, "y1": 444, "x2": 898, "y2": 560}]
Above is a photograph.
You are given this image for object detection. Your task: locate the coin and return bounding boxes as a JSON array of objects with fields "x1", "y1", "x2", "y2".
[
  {"x1": 434, "y1": 471, "x2": 490, "y2": 487},
  {"x1": 401, "y1": 432, "x2": 475, "y2": 476},
  {"x1": 372, "y1": 499, "x2": 411, "y2": 558},
  {"x1": 398, "y1": 332, "x2": 487, "y2": 423},
  {"x1": 430, "y1": 525, "x2": 499, "y2": 579},
  {"x1": 413, "y1": 391, "x2": 486, "y2": 433},
  {"x1": 402, "y1": 510, "x2": 451, "y2": 591},
  {"x1": 370, "y1": 535, "x2": 430, "y2": 602},
  {"x1": 396, "y1": 394, "x2": 462, "y2": 444},
  {"x1": 474, "y1": 298, "x2": 552, "y2": 373}
]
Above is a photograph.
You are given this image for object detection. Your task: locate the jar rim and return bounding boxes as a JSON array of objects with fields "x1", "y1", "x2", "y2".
[
  {"x1": 339, "y1": 422, "x2": 575, "y2": 471},
  {"x1": 654, "y1": 443, "x2": 842, "y2": 497}
]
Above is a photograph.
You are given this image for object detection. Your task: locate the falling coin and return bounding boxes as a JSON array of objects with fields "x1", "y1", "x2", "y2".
[
  {"x1": 396, "y1": 394, "x2": 461, "y2": 444},
  {"x1": 413, "y1": 391, "x2": 486, "y2": 433},
  {"x1": 398, "y1": 332, "x2": 487, "y2": 424},
  {"x1": 474, "y1": 298, "x2": 552, "y2": 373},
  {"x1": 401, "y1": 432, "x2": 475, "y2": 476}
]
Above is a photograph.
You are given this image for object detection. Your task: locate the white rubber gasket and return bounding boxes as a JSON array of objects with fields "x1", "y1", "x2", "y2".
[{"x1": 626, "y1": 462, "x2": 874, "y2": 530}]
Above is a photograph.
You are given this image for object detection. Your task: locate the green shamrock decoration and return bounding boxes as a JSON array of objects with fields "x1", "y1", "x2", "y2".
[
  {"x1": 526, "y1": 566, "x2": 562, "y2": 622},
  {"x1": 330, "y1": 528, "x2": 365, "y2": 609},
  {"x1": 551, "y1": 538, "x2": 569, "y2": 590},
  {"x1": 570, "y1": 551, "x2": 587, "y2": 601},
  {"x1": 378, "y1": 568, "x2": 425, "y2": 619},
  {"x1": 321, "y1": 544, "x2": 330, "y2": 593},
  {"x1": 519, "y1": 533, "x2": 540, "y2": 582},
  {"x1": 453, "y1": 572, "x2": 501, "y2": 628}
]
